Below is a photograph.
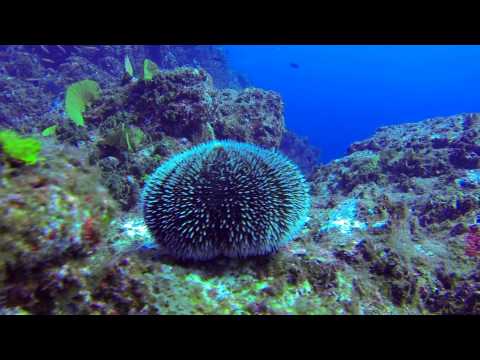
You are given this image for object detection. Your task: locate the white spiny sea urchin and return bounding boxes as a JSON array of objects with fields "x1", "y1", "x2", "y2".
[{"x1": 142, "y1": 140, "x2": 310, "y2": 261}]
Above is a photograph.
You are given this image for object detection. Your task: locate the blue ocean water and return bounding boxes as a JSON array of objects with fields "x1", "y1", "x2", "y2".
[{"x1": 224, "y1": 45, "x2": 480, "y2": 163}]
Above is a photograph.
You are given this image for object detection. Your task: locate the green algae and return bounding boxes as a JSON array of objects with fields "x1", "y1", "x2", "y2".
[
  {"x1": 0, "y1": 130, "x2": 42, "y2": 165},
  {"x1": 65, "y1": 80, "x2": 101, "y2": 127}
]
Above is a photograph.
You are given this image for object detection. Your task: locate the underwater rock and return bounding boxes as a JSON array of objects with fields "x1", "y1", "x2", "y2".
[
  {"x1": 0, "y1": 139, "x2": 118, "y2": 313},
  {"x1": 81, "y1": 67, "x2": 286, "y2": 210},
  {"x1": 145, "y1": 45, "x2": 250, "y2": 89},
  {"x1": 0, "y1": 46, "x2": 246, "y2": 134},
  {"x1": 3, "y1": 44, "x2": 480, "y2": 314},
  {"x1": 279, "y1": 130, "x2": 321, "y2": 177},
  {"x1": 212, "y1": 87, "x2": 285, "y2": 148},
  {"x1": 23, "y1": 111, "x2": 480, "y2": 314},
  {"x1": 89, "y1": 68, "x2": 284, "y2": 148},
  {"x1": 0, "y1": 46, "x2": 288, "y2": 214},
  {"x1": 307, "y1": 112, "x2": 480, "y2": 314},
  {"x1": 421, "y1": 264, "x2": 480, "y2": 314}
]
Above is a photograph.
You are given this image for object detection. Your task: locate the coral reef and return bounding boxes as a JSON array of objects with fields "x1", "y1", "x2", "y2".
[
  {"x1": 2, "y1": 112, "x2": 478, "y2": 314},
  {"x1": 0, "y1": 45, "x2": 248, "y2": 134},
  {"x1": 3, "y1": 45, "x2": 478, "y2": 315}
]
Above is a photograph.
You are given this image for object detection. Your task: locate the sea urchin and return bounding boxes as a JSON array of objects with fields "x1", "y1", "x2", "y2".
[{"x1": 142, "y1": 140, "x2": 310, "y2": 261}]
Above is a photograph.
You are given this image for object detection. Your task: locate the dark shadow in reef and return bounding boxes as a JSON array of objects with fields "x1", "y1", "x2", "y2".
[{"x1": 137, "y1": 248, "x2": 279, "y2": 277}]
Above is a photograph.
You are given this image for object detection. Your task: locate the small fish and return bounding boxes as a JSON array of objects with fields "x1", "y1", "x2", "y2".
[
  {"x1": 73, "y1": 45, "x2": 82, "y2": 52},
  {"x1": 56, "y1": 45, "x2": 67, "y2": 54},
  {"x1": 289, "y1": 62, "x2": 300, "y2": 69},
  {"x1": 24, "y1": 78, "x2": 40, "y2": 82},
  {"x1": 42, "y1": 58, "x2": 55, "y2": 64},
  {"x1": 83, "y1": 46, "x2": 98, "y2": 51},
  {"x1": 40, "y1": 45, "x2": 49, "y2": 54}
]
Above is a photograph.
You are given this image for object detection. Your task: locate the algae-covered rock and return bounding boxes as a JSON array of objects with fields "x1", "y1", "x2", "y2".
[
  {"x1": 307, "y1": 112, "x2": 480, "y2": 314},
  {"x1": 0, "y1": 139, "x2": 118, "y2": 313},
  {"x1": 81, "y1": 67, "x2": 286, "y2": 210},
  {"x1": 212, "y1": 87, "x2": 285, "y2": 149}
]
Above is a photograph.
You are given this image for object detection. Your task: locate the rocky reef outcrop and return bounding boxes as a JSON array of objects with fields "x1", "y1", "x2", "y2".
[
  {"x1": 2, "y1": 111, "x2": 478, "y2": 314},
  {"x1": 3, "y1": 46, "x2": 477, "y2": 315},
  {"x1": 0, "y1": 139, "x2": 118, "y2": 314},
  {"x1": 307, "y1": 113, "x2": 480, "y2": 313},
  {"x1": 0, "y1": 45, "x2": 248, "y2": 134},
  {"x1": 0, "y1": 45, "x2": 289, "y2": 211},
  {"x1": 1, "y1": 45, "x2": 323, "y2": 315},
  {"x1": 280, "y1": 130, "x2": 321, "y2": 177},
  {"x1": 56, "y1": 67, "x2": 286, "y2": 210}
]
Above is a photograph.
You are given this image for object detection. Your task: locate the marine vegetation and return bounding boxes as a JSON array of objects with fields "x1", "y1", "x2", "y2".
[
  {"x1": 41, "y1": 125, "x2": 58, "y2": 137},
  {"x1": 124, "y1": 55, "x2": 134, "y2": 78},
  {"x1": 143, "y1": 59, "x2": 160, "y2": 81},
  {"x1": 0, "y1": 129, "x2": 42, "y2": 165},
  {"x1": 101, "y1": 123, "x2": 146, "y2": 152},
  {"x1": 65, "y1": 79, "x2": 101, "y2": 127},
  {"x1": 142, "y1": 140, "x2": 311, "y2": 260}
]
